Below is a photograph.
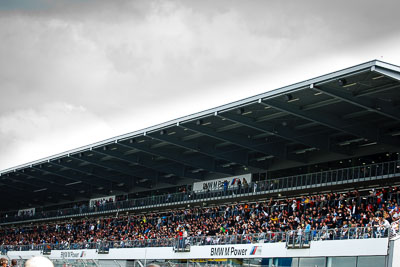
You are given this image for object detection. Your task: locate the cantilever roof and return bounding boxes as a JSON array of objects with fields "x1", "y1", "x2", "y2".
[{"x1": 1, "y1": 60, "x2": 400, "y2": 211}]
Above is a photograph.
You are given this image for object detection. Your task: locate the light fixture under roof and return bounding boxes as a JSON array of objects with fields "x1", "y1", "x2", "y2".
[
  {"x1": 33, "y1": 188, "x2": 47, "y2": 193},
  {"x1": 359, "y1": 142, "x2": 377, "y2": 147},
  {"x1": 256, "y1": 155, "x2": 274, "y2": 161},
  {"x1": 222, "y1": 163, "x2": 234, "y2": 168},
  {"x1": 288, "y1": 97, "x2": 299, "y2": 103},
  {"x1": 343, "y1": 82, "x2": 357, "y2": 88},
  {"x1": 294, "y1": 147, "x2": 317, "y2": 154},
  {"x1": 65, "y1": 181, "x2": 82, "y2": 186}
]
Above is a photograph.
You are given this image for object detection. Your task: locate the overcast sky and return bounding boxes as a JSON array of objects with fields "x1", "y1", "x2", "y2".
[{"x1": 1, "y1": 0, "x2": 400, "y2": 171}]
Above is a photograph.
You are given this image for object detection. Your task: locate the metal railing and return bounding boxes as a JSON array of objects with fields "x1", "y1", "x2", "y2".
[
  {"x1": 3, "y1": 190, "x2": 399, "y2": 238},
  {"x1": 0, "y1": 227, "x2": 391, "y2": 253},
  {"x1": 391, "y1": 220, "x2": 400, "y2": 238},
  {"x1": 1, "y1": 159, "x2": 400, "y2": 224}
]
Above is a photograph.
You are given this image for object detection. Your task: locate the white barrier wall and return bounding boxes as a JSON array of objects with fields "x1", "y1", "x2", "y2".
[
  {"x1": 8, "y1": 238, "x2": 389, "y2": 260},
  {"x1": 388, "y1": 236, "x2": 400, "y2": 267}
]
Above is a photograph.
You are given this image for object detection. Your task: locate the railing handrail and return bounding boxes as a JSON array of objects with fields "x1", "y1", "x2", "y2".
[
  {"x1": 1, "y1": 159, "x2": 399, "y2": 225},
  {"x1": 0, "y1": 226, "x2": 393, "y2": 253},
  {"x1": 391, "y1": 220, "x2": 400, "y2": 238},
  {"x1": 2, "y1": 190, "x2": 399, "y2": 235}
]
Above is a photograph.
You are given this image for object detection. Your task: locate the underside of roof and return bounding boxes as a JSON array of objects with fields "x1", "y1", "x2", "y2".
[{"x1": 1, "y1": 60, "x2": 400, "y2": 211}]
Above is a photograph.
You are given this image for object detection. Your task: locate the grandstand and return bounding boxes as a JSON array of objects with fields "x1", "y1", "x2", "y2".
[{"x1": 1, "y1": 60, "x2": 400, "y2": 267}]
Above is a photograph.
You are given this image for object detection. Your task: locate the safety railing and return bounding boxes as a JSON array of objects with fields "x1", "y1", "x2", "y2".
[
  {"x1": 1, "y1": 159, "x2": 400, "y2": 224},
  {"x1": 0, "y1": 227, "x2": 392, "y2": 253},
  {"x1": 391, "y1": 220, "x2": 400, "y2": 238}
]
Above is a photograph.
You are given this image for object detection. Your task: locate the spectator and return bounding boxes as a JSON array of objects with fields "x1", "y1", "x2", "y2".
[
  {"x1": 223, "y1": 180, "x2": 228, "y2": 193},
  {"x1": 243, "y1": 178, "x2": 249, "y2": 190},
  {"x1": 0, "y1": 186, "x2": 398, "y2": 249}
]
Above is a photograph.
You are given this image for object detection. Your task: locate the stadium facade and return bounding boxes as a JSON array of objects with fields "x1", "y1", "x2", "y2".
[{"x1": 1, "y1": 60, "x2": 400, "y2": 267}]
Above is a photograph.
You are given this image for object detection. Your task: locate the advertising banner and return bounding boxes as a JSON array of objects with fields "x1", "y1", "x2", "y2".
[
  {"x1": 18, "y1": 208, "x2": 35, "y2": 217},
  {"x1": 89, "y1": 195, "x2": 116, "y2": 207},
  {"x1": 6, "y1": 238, "x2": 389, "y2": 260},
  {"x1": 193, "y1": 174, "x2": 251, "y2": 192}
]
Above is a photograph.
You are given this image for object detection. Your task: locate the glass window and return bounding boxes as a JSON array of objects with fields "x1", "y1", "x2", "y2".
[
  {"x1": 260, "y1": 258, "x2": 271, "y2": 267},
  {"x1": 327, "y1": 256, "x2": 357, "y2": 267},
  {"x1": 357, "y1": 256, "x2": 385, "y2": 267},
  {"x1": 247, "y1": 258, "x2": 264, "y2": 266},
  {"x1": 291, "y1": 258, "x2": 299, "y2": 267},
  {"x1": 299, "y1": 257, "x2": 326, "y2": 267},
  {"x1": 275, "y1": 258, "x2": 294, "y2": 267}
]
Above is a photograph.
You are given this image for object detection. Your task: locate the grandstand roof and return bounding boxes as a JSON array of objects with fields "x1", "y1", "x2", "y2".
[{"x1": 1, "y1": 60, "x2": 400, "y2": 211}]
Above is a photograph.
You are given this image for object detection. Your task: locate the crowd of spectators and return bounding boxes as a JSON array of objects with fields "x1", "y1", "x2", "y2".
[
  {"x1": 2, "y1": 156, "x2": 399, "y2": 224},
  {"x1": 90, "y1": 197, "x2": 115, "y2": 210},
  {"x1": 0, "y1": 186, "x2": 399, "y2": 250}
]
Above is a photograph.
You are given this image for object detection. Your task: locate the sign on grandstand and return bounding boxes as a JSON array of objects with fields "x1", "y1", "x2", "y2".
[
  {"x1": 18, "y1": 208, "x2": 35, "y2": 217},
  {"x1": 89, "y1": 195, "x2": 116, "y2": 207},
  {"x1": 8, "y1": 238, "x2": 390, "y2": 260},
  {"x1": 193, "y1": 174, "x2": 251, "y2": 192}
]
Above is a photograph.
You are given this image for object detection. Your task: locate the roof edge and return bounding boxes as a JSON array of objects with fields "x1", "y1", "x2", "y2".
[{"x1": 1, "y1": 59, "x2": 399, "y2": 174}]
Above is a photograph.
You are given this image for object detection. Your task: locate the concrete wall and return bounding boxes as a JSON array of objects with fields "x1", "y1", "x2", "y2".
[
  {"x1": 7, "y1": 238, "x2": 389, "y2": 261},
  {"x1": 387, "y1": 236, "x2": 400, "y2": 267}
]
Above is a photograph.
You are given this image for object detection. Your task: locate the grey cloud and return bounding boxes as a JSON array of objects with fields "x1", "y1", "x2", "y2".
[{"x1": 0, "y1": 0, "x2": 399, "y2": 169}]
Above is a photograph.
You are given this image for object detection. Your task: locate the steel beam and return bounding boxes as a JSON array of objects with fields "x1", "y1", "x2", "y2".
[
  {"x1": 219, "y1": 111, "x2": 349, "y2": 155},
  {"x1": 373, "y1": 65, "x2": 400, "y2": 82},
  {"x1": 93, "y1": 149, "x2": 181, "y2": 186},
  {"x1": 182, "y1": 122, "x2": 304, "y2": 163},
  {"x1": 12, "y1": 171, "x2": 81, "y2": 200},
  {"x1": 22, "y1": 167, "x2": 71, "y2": 185},
  {"x1": 50, "y1": 159, "x2": 126, "y2": 186},
  {"x1": 263, "y1": 99, "x2": 400, "y2": 147},
  {"x1": 6, "y1": 178, "x2": 73, "y2": 202},
  {"x1": 64, "y1": 154, "x2": 137, "y2": 184},
  {"x1": 95, "y1": 146, "x2": 203, "y2": 182},
  {"x1": 148, "y1": 132, "x2": 268, "y2": 171},
  {"x1": 313, "y1": 84, "x2": 400, "y2": 122},
  {"x1": 84, "y1": 150, "x2": 162, "y2": 188},
  {"x1": 117, "y1": 140, "x2": 235, "y2": 176},
  {"x1": 31, "y1": 165, "x2": 110, "y2": 189}
]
